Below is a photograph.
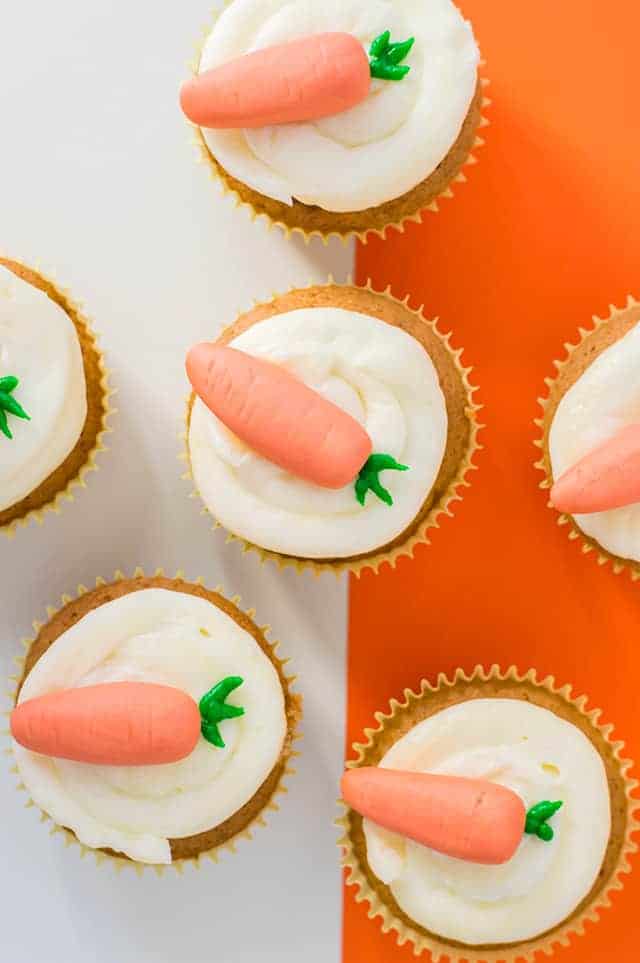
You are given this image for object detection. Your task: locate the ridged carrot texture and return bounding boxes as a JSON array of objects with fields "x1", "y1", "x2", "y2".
[
  {"x1": 180, "y1": 30, "x2": 415, "y2": 129},
  {"x1": 342, "y1": 768, "x2": 563, "y2": 865},
  {"x1": 187, "y1": 343, "x2": 409, "y2": 506},
  {"x1": 11, "y1": 677, "x2": 245, "y2": 766},
  {"x1": 551, "y1": 423, "x2": 640, "y2": 514}
]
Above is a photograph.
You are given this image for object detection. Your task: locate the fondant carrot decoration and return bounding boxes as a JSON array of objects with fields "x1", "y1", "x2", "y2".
[
  {"x1": 0, "y1": 375, "x2": 30, "y2": 440},
  {"x1": 180, "y1": 30, "x2": 414, "y2": 129},
  {"x1": 342, "y1": 768, "x2": 563, "y2": 865},
  {"x1": 551, "y1": 423, "x2": 640, "y2": 514},
  {"x1": 11, "y1": 676, "x2": 245, "y2": 766},
  {"x1": 187, "y1": 343, "x2": 409, "y2": 505}
]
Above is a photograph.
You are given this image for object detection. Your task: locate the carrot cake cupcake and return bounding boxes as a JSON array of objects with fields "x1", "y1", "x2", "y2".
[
  {"x1": 340, "y1": 668, "x2": 637, "y2": 959},
  {"x1": 180, "y1": 0, "x2": 483, "y2": 239},
  {"x1": 539, "y1": 299, "x2": 640, "y2": 576},
  {"x1": 11, "y1": 573, "x2": 301, "y2": 866},
  {"x1": 0, "y1": 257, "x2": 108, "y2": 533},
  {"x1": 184, "y1": 284, "x2": 478, "y2": 573}
]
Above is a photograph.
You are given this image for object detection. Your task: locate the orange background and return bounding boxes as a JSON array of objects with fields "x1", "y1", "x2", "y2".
[{"x1": 347, "y1": 1, "x2": 640, "y2": 960}]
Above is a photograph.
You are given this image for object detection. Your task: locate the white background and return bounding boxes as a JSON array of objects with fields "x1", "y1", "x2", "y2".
[{"x1": 0, "y1": 2, "x2": 352, "y2": 961}]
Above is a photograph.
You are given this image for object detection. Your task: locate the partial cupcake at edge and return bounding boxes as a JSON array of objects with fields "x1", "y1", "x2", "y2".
[
  {"x1": 537, "y1": 297, "x2": 640, "y2": 578},
  {"x1": 182, "y1": 283, "x2": 480, "y2": 575},
  {"x1": 10, "y1": 571, "x2": 301, "y2": 867},
  {"x1": 339, "y1": 666, "x2": 638, "y2": 961},
  {"x1": 180, "y1": 0, "x2": 486, "y2": 240},
  {"x1": 0, "y1": 257, "x2": 110, "y2": 535}
]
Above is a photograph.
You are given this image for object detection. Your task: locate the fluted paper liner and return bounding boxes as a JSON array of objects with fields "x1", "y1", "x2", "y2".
[
  {"x1": 338, "y1": 665, "x2": 639, "y2": 962},
  {"x1": 185, "y1": 6, "x2": 490, "y2": 244},
  {"x1": 181, "y1": 280, "x2": 482, "y2": 577},
  {"x1": 535, "y1": 296, "x2": 640, "y2": 581},
  {"x1": 0, "y1": 256, "x2": 113, "y2": 537},
  {"x1": 6, "y1": 569, "x2": 302, "y2": 875}
]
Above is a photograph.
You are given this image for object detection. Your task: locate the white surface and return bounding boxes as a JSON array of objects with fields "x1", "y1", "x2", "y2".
[
  {"x1": 0, "y1": 2, "x2": 352, "y2": 961},
  {"x1": 189, "y1": 305, "x2": 448, "y2": 558},
  {"x1": 200, "y1": 0, "x2": 480, "y2": 211}
]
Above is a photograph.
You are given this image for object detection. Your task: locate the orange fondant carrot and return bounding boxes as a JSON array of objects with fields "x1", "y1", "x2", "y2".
[
  {"x1": 342, "y1": 768, "x2": 527, "y2": 865},
  {"x1": 187, "y1": 343, "x2": 373, "y2": 489},
  {"x1": 180, "y1": 32, "x2": 371, "y2": 129},
  {"x1": 551, "y1": 423, "x2": 640, "y2": 514},
  {"x1": 11, "y1": 683, "x2": 201, "y2": 766}
]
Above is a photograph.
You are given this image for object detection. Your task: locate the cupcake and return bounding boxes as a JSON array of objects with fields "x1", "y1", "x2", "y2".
[
  {"x1": 183, "y1": 283, "x2": 479, "y2": 574},
  {"x1": 10, "y1": 571, "x2": 301, "y2": 868},
  {"x1": 181, "y1": 0, "x2": 484, "y2": 240},
  {"x1": 339, "y1": 666, "x2": 638, "y2": 960},
  {"x1": 538, "y1": 298, "x2": 640, "y2": 578},
  {"x1": 0, "y1": 257, "x2": 110, "y2": 535}
]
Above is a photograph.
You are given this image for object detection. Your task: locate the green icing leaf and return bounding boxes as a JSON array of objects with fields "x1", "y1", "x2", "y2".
[
  {"x1": 371, "y1": 63, "x2": 410, "y2": 81},
  {"x1": 369, "y1": 30, "x2": 390, "y2": 59},
  {"x1": 0, "y1": 409, "x2": 11, "y2": 440},
  {"x1": 524, "y1": 800, "x2": 563, "y2": 842},
  {"x1": 355, "y1": 453, "x2": 409, "y2": 507},
  {"x1": 199, "y1": 676, "x2": 245, "y2": 749},
  {"x1": 369, "y1": 31, "x2": 415, "y2": 82},
  {"x1": 0, "y1": 376, "x2": 18, "y2": 393},
  {"x1": 386, "y1": 38, "x2": 415, "y2": 65},
  {"x1": 0, "y1": 375, "x2": 30, "y2": 440}
]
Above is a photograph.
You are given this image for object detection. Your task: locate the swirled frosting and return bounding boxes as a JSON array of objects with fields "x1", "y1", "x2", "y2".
[
  {"x1": 363, "y1": 699, "x2": 610, "y2": 945},
  {"x1": 199, "y1": 0, "x2": 479, "y2": 212},
  {"x1": 0, "y1": 265, "x2": 87, "y2": 512},
  {"x1": 188, "y1": 306, "x2": 448, "y2": 559},
  {"x1": 14, "y1": 589, "x2": 287, "y2": 865},
  {"x1": 549, "y1": 321, "x2": 640, "y2": 561}
]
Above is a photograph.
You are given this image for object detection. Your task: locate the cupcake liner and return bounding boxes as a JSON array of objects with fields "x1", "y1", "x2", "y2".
[
  {"x1": 0, "y1": 255, "x2": 114, "y2": 538},
  {"x1": 185, "y1": 7, "x2": 490, "y2": 244},
  {"x1": 5, "y1": 568, "x2": 302, "y2": 875},
  {"x1": 534, "y1": 296, "x2": 640, "y2": 580},
  {"x1": 338, "y1": 664, "x2": 639, "y2": 962},
  {"x1": 180, "y1": 278, "x2": 482, "y2": 577}
]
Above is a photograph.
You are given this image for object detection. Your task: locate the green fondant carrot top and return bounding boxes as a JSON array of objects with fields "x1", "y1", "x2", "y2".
[
  {"x1": 199, "y1": 676, "x2": 245, "y2": 749},
  {"x1": 369, "y1": 31, "x2": 415, "y2": 81}
]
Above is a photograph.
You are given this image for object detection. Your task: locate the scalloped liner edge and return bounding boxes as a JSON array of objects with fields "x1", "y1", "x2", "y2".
[
  {"x1": 0, "y1": 254, "x2": 114, "y2": 539},
  {"x1": 534, "y1": 295, "x2": 640, "y2": 582},
  {"x1": 336, "y1": 664, "x2": 640, "y2": 962},
  {"x1": 178, "y1": 277, "x2": 484, "y2": 577},
  {"x1": 3, "y1": 567, "x2": 302, "y2": 876},
  {"x1": 185, "y1": 4, "x2": 490, "y2": 245}
]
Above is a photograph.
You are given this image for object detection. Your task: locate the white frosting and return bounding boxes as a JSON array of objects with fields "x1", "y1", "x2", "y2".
[
  {"x1": 14, "y1": 589, "x2": 287, "y2": 865},
  {"x1": 549, "y1": 321, "x2": 640, "y2": 561},
  {"x1": 0, "y1": 265, "x2": 87, "y2": 512},
  {"x1": 188, "y1": 306, "x2": 448, "y2": 558},
  {"x1": 200, "y1": 0, "x2": 479, "y2": 212},
  {"x1": 363, "y1": 699, "x2": 610, "y2": 945}
]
